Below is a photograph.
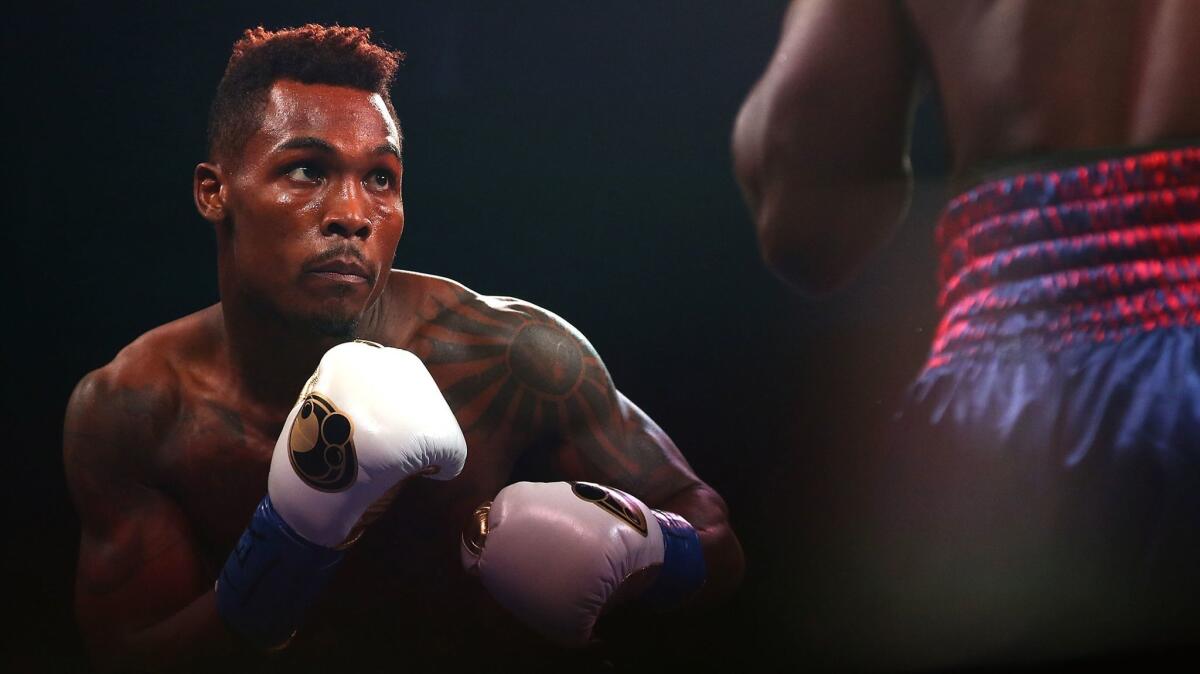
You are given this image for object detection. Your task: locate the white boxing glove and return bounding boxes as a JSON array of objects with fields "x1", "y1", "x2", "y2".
[
  {"x1": 218, "y1": 340, "x2": 467, "y2": 648},
  {"x1": 268, "y1": 339, "x2": 468, "y2": 548},
  {"x1": 461, "y1": 481, "x2": 707, "y2": 646}
]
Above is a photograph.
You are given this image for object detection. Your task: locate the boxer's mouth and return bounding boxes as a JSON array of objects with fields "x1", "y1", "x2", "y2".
[{"x1": 305, "y1": 258, "x2": 371, "y2": 284}]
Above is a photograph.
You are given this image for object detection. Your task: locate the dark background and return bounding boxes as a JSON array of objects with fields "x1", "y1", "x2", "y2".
[{"x1": 6, "y1": 2, "x2": 952, "y2": 670}]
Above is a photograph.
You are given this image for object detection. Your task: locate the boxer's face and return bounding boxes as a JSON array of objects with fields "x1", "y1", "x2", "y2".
[{"x1": 219, "y1": 80, "x2": 404, "y2": 336}]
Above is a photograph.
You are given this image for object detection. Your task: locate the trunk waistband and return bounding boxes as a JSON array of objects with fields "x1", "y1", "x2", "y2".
[{"x1": 930, "y1": 146, "x2": 1200, "y2": 368}]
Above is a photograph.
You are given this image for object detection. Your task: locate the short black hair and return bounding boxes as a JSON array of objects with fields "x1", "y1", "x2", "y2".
[{"x1": 207, "y1": 24, "x2": 404, "y2": 165}]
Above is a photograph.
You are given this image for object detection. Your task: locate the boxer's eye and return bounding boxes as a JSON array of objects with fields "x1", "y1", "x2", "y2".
[
  {"x1": 286, "y1": 165, "x2": 323, "y2": 183},
  {"x1": 366, "y1": 169, "x2": 394, "y2": 191}
]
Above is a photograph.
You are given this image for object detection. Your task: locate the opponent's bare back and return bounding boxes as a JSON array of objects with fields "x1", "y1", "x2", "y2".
[
  {"x1": 733, "y1": 0, "x2": 1200, "y2": 291},
  {"x1": 905, "y1": 0, "x2": 1200, "y2": 176}
]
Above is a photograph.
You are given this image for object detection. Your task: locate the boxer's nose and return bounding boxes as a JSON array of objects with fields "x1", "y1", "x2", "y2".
[{"x1": 322, "y1": 177, "x2": 373, "y2": 239}]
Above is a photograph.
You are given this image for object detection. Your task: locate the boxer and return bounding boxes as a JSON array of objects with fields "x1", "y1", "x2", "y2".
[
  {"x1": 734, "y1": 0, "x2": 1200, "y2": 664},
  {"x1": 64, "y1": 24, "x2": 743, "y2": 671}
]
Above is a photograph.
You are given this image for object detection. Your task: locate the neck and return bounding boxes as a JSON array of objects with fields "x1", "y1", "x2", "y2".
[
  {"x1": 219, "y1": 287, "x2": 385, "y2": 413},
  {"x1": 223, "y1": 305, "x2": 330, "y2": 410}
]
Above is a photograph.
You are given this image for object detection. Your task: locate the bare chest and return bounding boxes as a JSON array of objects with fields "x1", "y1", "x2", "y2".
[
  {"x1": 155, "y1": 392, "x2": 519, "y2": 576},
  {"x1": 156, "y1": 396, "x2": 277, "y2": 563}
]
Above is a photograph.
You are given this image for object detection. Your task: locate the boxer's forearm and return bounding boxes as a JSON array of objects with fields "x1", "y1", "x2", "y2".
[
  {"x1": 90, "y1": 590, "x2": 238, "y2": 672},
  {"x1": 736, "y1": 77, "x2": 911, "y2": 293},
  {"x1": 657, "y1": 483, "x2": 745, "y2": 605},
  {"x1": 756, "y1": 173, "x2": 911, "y2": 294},
  {"x1": 733, "y1": 0, "x2": 917, "y2": 295}
]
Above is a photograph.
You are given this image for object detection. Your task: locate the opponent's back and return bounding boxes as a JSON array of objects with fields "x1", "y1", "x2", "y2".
[{"x1": 904, "y1": 0, "x2": 1200, "y2": 176}]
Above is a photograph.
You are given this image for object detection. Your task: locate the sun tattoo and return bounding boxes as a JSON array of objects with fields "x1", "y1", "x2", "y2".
[{"x1": 412, "y1": 289, "x2": 625, "y2": 454}]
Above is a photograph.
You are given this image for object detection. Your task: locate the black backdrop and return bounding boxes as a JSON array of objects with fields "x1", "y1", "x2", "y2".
[{"x1": 7, "y1": 2, "x2": 951, "y2": 670}]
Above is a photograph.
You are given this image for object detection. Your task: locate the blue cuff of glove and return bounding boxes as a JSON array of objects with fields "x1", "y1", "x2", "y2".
[
  {"x1": 641, "y1": 510, "x2": 707, "y2": 609},
  {"x1": 215, "y1": 495, "x2": 344, "y2": 649}
]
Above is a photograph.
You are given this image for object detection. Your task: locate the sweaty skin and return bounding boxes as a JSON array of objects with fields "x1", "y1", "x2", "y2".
[
  {"x1": 63, "y1": 81, "x2": 744, "y2": 670},
  {"x1": 733, "y1": 0, "x2": 1200, "y2": 293}
]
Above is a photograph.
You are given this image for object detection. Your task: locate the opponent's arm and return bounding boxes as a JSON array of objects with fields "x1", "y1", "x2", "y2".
[
  {"x1": 732, "y1": 0, "x2": 920, "y2": 293},
  {"x1": 65, "y1": 366, "x2": 236, "y2": 671}
]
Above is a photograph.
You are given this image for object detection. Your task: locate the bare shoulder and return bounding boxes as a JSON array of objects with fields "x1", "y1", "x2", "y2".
[
  {"x1": 63, "y1": 308, "x2": 219, "y2": 481},
  {"x1": 398, "y1": 270, "x2": 599, "y2": 363},
  {"x1": 393, "y1": 271, "x2": 612, "y2": 442}
]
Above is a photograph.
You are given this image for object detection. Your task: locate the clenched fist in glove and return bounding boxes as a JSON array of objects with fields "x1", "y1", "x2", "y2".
[
  {"x1": 461, "y1": 481, "x2": 706, "y2": 646},
  {"x1": 217, "y1": 340, "x2": 468, "y2": 648}
]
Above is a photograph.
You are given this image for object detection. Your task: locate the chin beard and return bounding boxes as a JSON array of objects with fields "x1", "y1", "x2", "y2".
[
  {"x1": 308, "y1": 309, "x2": 360, "y2": 339},
  {"x1": 239, "y1": 284, "x2": 362, "y2": 340}
]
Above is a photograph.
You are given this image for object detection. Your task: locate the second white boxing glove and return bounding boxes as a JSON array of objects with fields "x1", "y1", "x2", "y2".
[{"x1": 461, "y1": 481, "x2": 706, "y2": 646}]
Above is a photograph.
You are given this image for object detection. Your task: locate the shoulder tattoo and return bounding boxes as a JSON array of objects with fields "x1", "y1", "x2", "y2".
[{"x1": 414, "y1": 290, "x2": 618, "y2": 447}]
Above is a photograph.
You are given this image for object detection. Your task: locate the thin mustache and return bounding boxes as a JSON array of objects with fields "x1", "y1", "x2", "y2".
[
  {"x1": 304, "y1": 245, "x2": 374, "y2": 280},
  {"x1": 307, "y1": 245, "x2": 367, "y2": 266}
]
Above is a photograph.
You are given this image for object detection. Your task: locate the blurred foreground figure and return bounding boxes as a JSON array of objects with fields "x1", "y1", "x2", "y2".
[{"x1": 734, "y1": 0, "x2": 1200, "y2": 666}]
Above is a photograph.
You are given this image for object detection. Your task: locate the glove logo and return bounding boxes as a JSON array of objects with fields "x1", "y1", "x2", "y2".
[
  {"x1": 571, "y1": 482, "x2": 648, "y2": 536},
  {"x1": 288, "y1": 393, "x2": 358, "y2": 492}
]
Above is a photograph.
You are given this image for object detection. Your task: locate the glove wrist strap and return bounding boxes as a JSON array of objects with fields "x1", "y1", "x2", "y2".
[
  {"x1": 641, "y1": 509, "x2": 707, "y2": 609},
  {"x1": 215, "y1": 495, "x2": 344, "y2": 649}
]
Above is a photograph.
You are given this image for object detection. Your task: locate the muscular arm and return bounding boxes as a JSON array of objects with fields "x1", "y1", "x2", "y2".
[
  {"x1": 590, "y1": 394, "x2": 745, "y2": 605},
  {"x1": 732, "y1": 0, "x2": 920, "y2": 293},
  {"x1": 417, "y1": 290, "x2": 744, "y2": 604},
  {"x1": 65, "y1": 364, "x2": 236, "y2": 670}
]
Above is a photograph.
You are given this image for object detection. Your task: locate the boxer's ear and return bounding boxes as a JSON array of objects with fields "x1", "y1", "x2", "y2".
[{"x1": 194, "y1": 162, "x2": 227, "y2": 225}]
